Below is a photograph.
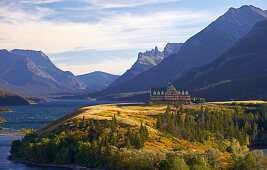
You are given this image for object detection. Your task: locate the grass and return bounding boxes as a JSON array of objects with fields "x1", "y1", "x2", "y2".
[
  {"x1": 38, "y1": 103, "x2": 211, "y2": 152},
  {"x1": 0, "y1": 108, "x2": 12, "y2": 112},
  {"x1": 208, "y1": 100, "x2": 267, "y2": 104},
  {"x1": 264, "y1": 157, "x2": 267, "y2": 169}
]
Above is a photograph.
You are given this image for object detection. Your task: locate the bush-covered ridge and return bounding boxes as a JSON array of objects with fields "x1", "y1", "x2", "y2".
[
  {"x1": 0, "y1": 89, "x2": 29, "y2": 106},
  {"x1": 10, "y1": 103, "x2": 266, "y2": 169}
]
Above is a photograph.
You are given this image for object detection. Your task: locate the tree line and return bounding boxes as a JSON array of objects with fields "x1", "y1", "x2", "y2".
[{"x1": 156, "y1": 103, "x2": 267, "y2": 147}]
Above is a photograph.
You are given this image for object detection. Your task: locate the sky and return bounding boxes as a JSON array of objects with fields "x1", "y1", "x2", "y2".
[{"x1": 1, "y1": 0, "x2": 267, "y2": 75}]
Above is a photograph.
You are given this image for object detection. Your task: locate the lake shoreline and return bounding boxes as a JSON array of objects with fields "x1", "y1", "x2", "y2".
[
  {"x1": 8, "y1": 155, "x2": 94, "y2": 170},
  {"x1": 0, "y1": 132, "x2": 25, "y2": 136}
]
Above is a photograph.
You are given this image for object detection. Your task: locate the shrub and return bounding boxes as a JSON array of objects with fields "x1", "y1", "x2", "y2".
[
  {"x1": 232, "y1": 150, "x2": 264, "y2": 170},
  {"x1": 187, "y1": 155, "x2": 210, "y2": 170},
  {"x1": 148, "y1": 101, "x2": 154, "y2": 106},
  {"x1": 205, "y1": 148, "x2": 222, "y2": 168}
]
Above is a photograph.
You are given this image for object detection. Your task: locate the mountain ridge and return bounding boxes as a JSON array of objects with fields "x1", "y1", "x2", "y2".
[{"x1": 109, "y1": 43, "x2": 183, "y2": 87}]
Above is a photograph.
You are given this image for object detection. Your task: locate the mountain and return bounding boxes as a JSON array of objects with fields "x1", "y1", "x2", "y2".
[
  {"x1": 0, "y1": 88, "x2": 29, "y2": 106},
  {"x1": 163, "y1": 43, "x2": 183, "y2": 58},
  {"x1": 77, "y1": 71, "x2": 119, "y2": 92},
  {"x1": 0, "y1": 49, "x2": 86, "y2": 96},
  {"x1": 109, "y1": 47, "x2": 163, "y2": 87},
  {"x1": 86, "y1": 5, "x2": 267, "y2": 98},
  {"x1": 109, "y1": 44, "x2": 183, "y2": 87},
  {"x1": 173, "y1": 19, "x2": 267, "y2": 101}
]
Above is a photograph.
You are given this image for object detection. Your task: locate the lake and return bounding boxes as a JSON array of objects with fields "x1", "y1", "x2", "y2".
[
  {"x1": 0, "y1": 99, "x2": 118, "y2": 169},
  {"x1": 0, "y1": 99, "x2": 118, "y2": 130}
]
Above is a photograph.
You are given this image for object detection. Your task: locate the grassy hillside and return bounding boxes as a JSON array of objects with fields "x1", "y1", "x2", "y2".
[
  {"x1": 11, "y1": 102, "x2": 266, "y2": 169},
  {"x1": 0, "y1": 89, "x2": 29, "y2": 106}
]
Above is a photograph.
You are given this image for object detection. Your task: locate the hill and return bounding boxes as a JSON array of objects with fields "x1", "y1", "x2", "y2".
[
  {"x1": 11, "y1": 103, "x2": 266, "y2": 169},
  {"x1": 0, "y1": 49, "x2": 86, "y2": 97},
  {"x1": 87, "y1": 5, "x2": 267, "y2": 98},
  {"x1": 77, "y1": 71, "x2": 119, "y2": 92},
  {"x1": 173, "y1": 19, "x2": 267, "y2": 101},
  {"x1": 0, "y1": 88, "x2": 29, "y2": 106}
]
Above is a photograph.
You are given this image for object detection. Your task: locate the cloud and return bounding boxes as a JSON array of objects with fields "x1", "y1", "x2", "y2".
[
  {"x1": 74, "y1": 0, "x2": 179, "y2": 9},
  {"x1": 0, "y1": 3, "x2": 55, "y2": 23},
  {"x1": 20, "y1": 0, "x2": 64, "y2": 4},
  {"x1": 0, "y1": 0, "x2": 218, "y2": 74},
  {"x1": 0, "y1": 6, "x2": 215, "y2": 53},
  {"x1": 56, "y1": 58, "x2": 136, "y2": 75}
]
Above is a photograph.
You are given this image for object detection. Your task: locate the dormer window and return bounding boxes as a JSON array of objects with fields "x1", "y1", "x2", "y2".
[
  {"x1": 161, "y1": 91, "x2": 164, "y2": 95},
  {"x1": 185, "y1": 91, "x2": 188, "y2": 95},
  {"x1": 153, "y1": 91, "x2": 156, "y2": 95},
  {"x1": 157, "y1": 91, "x2": 160, "y2": 95},
  {"x1": 182, "y1": 91, "x2": 184, "y2": 95}
]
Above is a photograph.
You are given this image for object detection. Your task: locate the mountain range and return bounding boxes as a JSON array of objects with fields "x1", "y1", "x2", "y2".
[
  {"x1": 85, "y1": 5, "x2": 267, "y2": 99},
  {"x1": 173, "y1": 19, "x2": 267, "y2": 101},
  {"x1": 1, "y1": 5, "x2": 266, "y2": 102},
  {"x1": 0, "y1": 50, "x2": 120, "y2": 96}
]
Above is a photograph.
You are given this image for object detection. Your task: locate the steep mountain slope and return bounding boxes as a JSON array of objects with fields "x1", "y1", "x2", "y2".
[
  {"x1": 0, "y1": 88, "x2": 29, "y2": 106},
  {"x1": 10, "y1": 49, "x2": 86, "y2": 90},
  {"x1": 88, "y1": 5, "x2": 267, "y2": 98},
  {"x1": 0, "y1": 49, "x2": 86, "y2": 96},
  {"x1": 173, "y1": 19, "x2": 267, "y2": 101},
  {"x1": 77, "y1": 71, "x2": 119, "y2": 92},
  {"x1": 109, "y1": 47, "x2": 163, "y2": 87},
  {"x1": 109, "y1": 44, "x2": 183, "y2": 87}
]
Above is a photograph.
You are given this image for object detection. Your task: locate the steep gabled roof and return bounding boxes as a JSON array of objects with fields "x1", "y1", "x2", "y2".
[{"x1": 150, "y1": 87, "x2": 167, "y2": 96}]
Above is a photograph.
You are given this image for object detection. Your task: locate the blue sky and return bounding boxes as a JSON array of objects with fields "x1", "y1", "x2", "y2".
[{"x1": 0, "y1": 0, "x2": 266, "y2": 75}]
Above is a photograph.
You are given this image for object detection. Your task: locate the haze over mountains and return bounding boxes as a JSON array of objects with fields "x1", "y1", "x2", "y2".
[
  {"x1": 0, "y1": 49, "x2": 87, "y2": 96},
  {"x1": 110, "y1": 43, "x2": 183, "y2": 87},
  {"x1": 86, "y1": 5, "x2": 267, "y2": 99},
  {"x1": 77, "y1": 71, "x2": 119, "y2": 92},
  {"x1": 0, "y1": 50, "x2": 119, "y2": 97},
  {"x1": 174, "y1": 19, "x2": 267, "y2": 101}
]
